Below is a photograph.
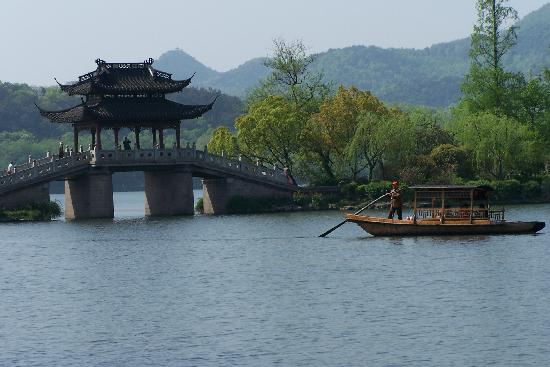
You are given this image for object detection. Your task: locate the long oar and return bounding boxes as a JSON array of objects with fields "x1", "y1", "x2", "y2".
[{"x1": 319, "y1": 192, "x2": 390, "y2": 238}]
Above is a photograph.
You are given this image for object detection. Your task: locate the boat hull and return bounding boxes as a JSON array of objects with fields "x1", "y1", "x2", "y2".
[{"x1": 346, "y1": 214, "x2": 545, "y2": 237}]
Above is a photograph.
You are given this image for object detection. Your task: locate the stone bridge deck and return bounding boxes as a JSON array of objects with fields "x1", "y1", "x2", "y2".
[{"x1": 0, "y1": 147, "x2": 298, "y2": 218}]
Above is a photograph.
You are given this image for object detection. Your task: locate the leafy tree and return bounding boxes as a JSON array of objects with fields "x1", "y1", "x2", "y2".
[
  {"x1": 407, "y1": 107, "x2": 454, "y2": 155},
  {"x1": 207, "y1": 126, "x2": 238, "y2": 158},
  {"x1": 307, "y1": 86, "x2": 390, "y2": 181},
  {"x1": 349, "y1": 112, "x2": 415, "y2": 181},
  {"x1": 461, "y1": 0, "x2": 520, "y2": 115},
  {"x1": 240, "y1": 39, "x2": 331, "y2": 180},
  {"x1": 430, "y1": 144, "x2": 474, "y2": 181},
  {"x1": 298, "y1": 117, "x2": 337, "y2": 184},
  {"x1": 449, "y1": 112, "x2": 542, "y2": 179},
  {"x1": 235, "y1": 96, "x2": 305, "y2": 171},
  {"x1": 249, "y1": 38, "x2": 330, "y2": 113}
]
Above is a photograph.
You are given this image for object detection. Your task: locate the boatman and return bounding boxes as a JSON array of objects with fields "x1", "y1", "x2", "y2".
[{"x1": 388, "y1": 180, "x2": 402, "y2": 220}]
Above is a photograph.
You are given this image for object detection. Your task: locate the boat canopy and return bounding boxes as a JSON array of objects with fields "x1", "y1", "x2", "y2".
[
  {"x1": 410, "y1": 185, "x2": 493, "y2": 192},
  {"x1": 410, "y1": 184, "x2": 499, "y2": 222}
]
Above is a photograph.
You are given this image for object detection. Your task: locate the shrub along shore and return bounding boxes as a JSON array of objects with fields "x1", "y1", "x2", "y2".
[{"x1": 0, "y1": 201, "x2": 62, "y2": 222}]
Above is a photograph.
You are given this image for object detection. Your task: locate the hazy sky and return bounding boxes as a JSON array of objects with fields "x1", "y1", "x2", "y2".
[{"x1": 0, "y1": 0, "x2": 548, "y2": 85}]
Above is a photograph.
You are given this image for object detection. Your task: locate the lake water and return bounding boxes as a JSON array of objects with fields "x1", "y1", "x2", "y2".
[{"x1": 1, "y1": 191, "x2": 549, "y2": 366}]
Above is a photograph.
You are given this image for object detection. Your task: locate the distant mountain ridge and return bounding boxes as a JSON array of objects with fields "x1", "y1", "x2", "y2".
[{"x1": 156, "y1": 3, "x2": 550, "y2": 107}]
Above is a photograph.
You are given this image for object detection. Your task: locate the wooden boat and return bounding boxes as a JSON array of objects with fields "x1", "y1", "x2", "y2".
[{"x1": 346, "y1": 185, "x2": 545, "y2": 236}]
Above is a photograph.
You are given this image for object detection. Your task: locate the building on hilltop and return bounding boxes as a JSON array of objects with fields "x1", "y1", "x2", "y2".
[{"x1": 36, "y1": 58, "x2": 215, "y2": 151}]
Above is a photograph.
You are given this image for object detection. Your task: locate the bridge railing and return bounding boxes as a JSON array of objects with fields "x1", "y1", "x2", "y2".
[
  {"x1": 197, "y1": 151, "x2": 289, "y2": 185},
  {"x1": 0, "y1": 152, "x2": 92, "y2": 191},
  {"x1": 90, "y1": 147, "x2": 290, "y2": 185},
  {"x1": 91, "y1": 148, "x2": 186, "y2": 164}
]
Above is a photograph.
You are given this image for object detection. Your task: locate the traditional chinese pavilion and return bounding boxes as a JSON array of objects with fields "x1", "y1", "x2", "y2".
[{"x1": 37, "y1": 58, "x2": 214, "y2": 151}]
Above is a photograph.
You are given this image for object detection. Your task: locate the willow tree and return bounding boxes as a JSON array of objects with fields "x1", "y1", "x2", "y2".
[
  {"x1": 235, "y1": 96, "x2": 305, "y2": 171},
  {"x1": 450, "y1": 112, "x2": 542, "y2": 179},
  {"x1": 461, "y1": 0, "x2": 519, "y2": 115}
]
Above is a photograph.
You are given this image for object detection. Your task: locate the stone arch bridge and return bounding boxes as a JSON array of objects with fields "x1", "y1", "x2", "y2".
[{"x1": 0, "y1": 146, "x2": 298, "y2": 219}]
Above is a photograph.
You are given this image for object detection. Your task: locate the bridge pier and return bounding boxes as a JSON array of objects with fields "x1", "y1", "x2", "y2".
[
  {"x1": 0, "y1": 182, "x2": 50, "y2": 210},
  {"x1": 144, "y1": 169, "x2": 194, "y2": 216},
  {"x1": 64, "y1": 168, "x2": 114, "y2": 220},
  {"x1": 202, "y1": 177, "x2": 293, "y2": 215}
]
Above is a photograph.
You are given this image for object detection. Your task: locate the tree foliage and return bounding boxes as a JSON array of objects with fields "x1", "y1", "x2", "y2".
[
  {"x1": 449, "y1": 112, "x2": 542, "y2": 179},
  {"x1": 236, "y1": 96, "x2": 305, "y2": 170},
  {"x1": 349, "y1": 113, "x2": 415, "y2": 181},
  {"x1": 248, "y1": 39, "x2": 330, "y2": 113},
  {"x1": 206, "y1": 126, "x2": 238, "y2": 158},
  {"x1": 307, "y1": 86, "x2": 393, "y2": 180},
  {"x1": 461, "y1": 0, "x2": 520, "y2": 115}
]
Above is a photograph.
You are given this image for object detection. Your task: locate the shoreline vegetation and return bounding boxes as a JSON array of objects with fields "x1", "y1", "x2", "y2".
[
  {"x1": 194, "y1": 178, "x2": 550, "y2": 215},
  {"x1": 0, "y1": 201, "x2": 62, "y2": 222}
]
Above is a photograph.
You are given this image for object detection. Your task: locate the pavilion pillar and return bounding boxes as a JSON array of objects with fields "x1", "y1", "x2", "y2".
[
  {"x1": 95, "y1": 123, "x2": 102, "y2": 150},
  {"x1": 144, "y1": 168, "x2": 194, "y2": 216},
  {"x1": 114, "y1": 128, "x2": 120, "y2": 149},
  {"x1": 73, "y1": 125, "x2": 79, "y2": 152},
  {"x1": 175, "y1": 123, "x2": 181, "y2": 148},
  {"x1": 152, "y1": 128, "x2": 157, "y2": 148},
  {"x1": 64, "y1": 168, "x2": 114, "y2": 220},
  {"x1": 134, "y1": 127, "x2": 141, "y2": 150},
  {"x1": 159, "y1": 128, "x2": 164, "y2": 149},
  {"x1": 91, "y1": 129, "x2": 96, "y2": 149}
]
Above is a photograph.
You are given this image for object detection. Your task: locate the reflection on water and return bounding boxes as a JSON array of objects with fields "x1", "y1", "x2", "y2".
[{"x1": 1, "y1": 191, "x2": 549, "y2": 366}]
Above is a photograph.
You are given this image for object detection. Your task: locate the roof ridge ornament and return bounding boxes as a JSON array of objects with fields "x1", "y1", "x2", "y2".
[
  {"x1": 95, "y1": 58, "x2": 106, "y2": 66},
  {"x1": 145, "y1": 57, "x2": 154, "y2": 65}
]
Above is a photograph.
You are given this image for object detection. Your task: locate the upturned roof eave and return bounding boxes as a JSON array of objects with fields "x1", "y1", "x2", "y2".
[
  {"x1": 55, "y1": 69, "x2": 195, "y2": 96},
  {"x1": 36, "y1": 97, "x2": 215, "y2": 124}
]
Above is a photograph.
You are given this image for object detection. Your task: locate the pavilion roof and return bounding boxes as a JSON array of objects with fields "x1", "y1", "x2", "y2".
[
  {"x1": 56, "y1": 58, "x2": 194, "y2": 96},
  {"x1": 37, "y1": 97, "x2": 215, "y2": 126}
]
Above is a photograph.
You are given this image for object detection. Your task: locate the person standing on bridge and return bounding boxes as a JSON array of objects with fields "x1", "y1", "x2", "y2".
[
  {"x1": 7, "y1": 161, "x2": 14, "y2": 175},
  {"x1": 58, "y1": 141, "x2": 64, "y2": 159},
  {"x1": 123, "y1": 137, "x2": 132, "y2": 150}
]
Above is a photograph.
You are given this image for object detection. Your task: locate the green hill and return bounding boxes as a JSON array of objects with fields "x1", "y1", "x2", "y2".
[{"x1": 157, "y1": 3, "x2": 550, "y2": 107}]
